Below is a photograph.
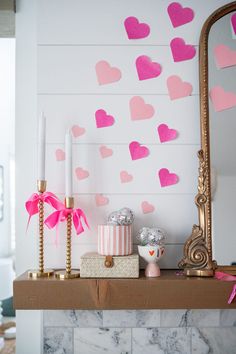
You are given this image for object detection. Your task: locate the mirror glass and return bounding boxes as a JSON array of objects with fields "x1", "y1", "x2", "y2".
[{"x1": 208, "y1": 10, "x2": 236, "y2": 265}]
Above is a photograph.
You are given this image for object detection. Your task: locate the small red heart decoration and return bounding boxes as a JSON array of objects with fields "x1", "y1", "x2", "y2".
[{"x1": 149, "y1": 250, "x2": 155, "y2": 256}]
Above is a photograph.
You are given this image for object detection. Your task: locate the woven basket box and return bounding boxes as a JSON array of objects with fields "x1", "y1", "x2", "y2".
[{"x1": 80, "y1": 252, "x2": 139, "y2": 278}]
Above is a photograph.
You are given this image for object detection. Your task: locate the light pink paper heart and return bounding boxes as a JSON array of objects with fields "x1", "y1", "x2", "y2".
[
  {"x1": 158, "y1": 168, "x2": 179, "y2": 187},
  {"x1": 136, "y1": 55, "x2": 162, "y2": 80},
  {"x1": 99, "y1": 145, "x2": 113, "y2": 158},
  {"x1": 95, "y1": 109, "x2": 115, "y2": 128},
  {"x1": 124, "y1": 16, "x2": 150, "y2": 39},
  {"x1": 167, "y1": 75, "x2": 193, "y2": 100},
  {"x1": 214, "y1": 44, "x2": 236, "y2": 69},
  {"x1": 209, "y1": 86, "x2": 236, "y2": 112},
  {"x1": 141, "y1": 201, "x2": 155, "y2": 214},
  {"x1": 129, "y1": 141, "x2": 149, "y2": 160},
  {"x1": 95, "y1": 194, "x2": 109, "y2": 206},
  {"x1": 231, "y1": 13, "x2": 236, "y2": 35},
  {"x1": 95, "y1": 60, "x2": 122, "y2": 85},
  {"x1": 129, "y1": 96, "x2": 155, "y2": 120},
  {"x1": 158, "y1": 124, "x2": 177, "y2": 143},
  {"x1": 75, "y1": 167, "x2": 89, "y2": 180},
  {"x1": 120, "y1": 170, "x2": 133, "y2": 183},
  {"x1": 55, "y1": 149, "x2": 65, "y2": 161},
  {"x1": 71, "y1": 125, "x2": 86, "y2": 138},
  {"x1": 170, "y1": 37, "x2": 196, "y2": 62},
  {"x1": 167, "y1": 2, "x2": 194, "y2": 28}
]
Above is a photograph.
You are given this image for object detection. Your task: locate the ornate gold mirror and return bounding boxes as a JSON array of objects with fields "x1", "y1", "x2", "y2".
[{"x1": 179, "y1": 1, "x2": 236, "y2": 276}]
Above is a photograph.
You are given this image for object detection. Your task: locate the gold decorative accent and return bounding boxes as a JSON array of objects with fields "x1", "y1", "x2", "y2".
[
  {"x1": 37, "y1": 180, "x2": 47, "y2": 193},
  {"x1": 55, "y1": 197, "x2": 79, "y2": 280},
  {"x1": 65, "y1": 196, "x2": 74, "y2": 209},
  {"x1": 28, "y1": 180, "x2": 54, "y2": 278},
  {"x1": 179, "y1": 1, "x2": 236, "y2": 276}
]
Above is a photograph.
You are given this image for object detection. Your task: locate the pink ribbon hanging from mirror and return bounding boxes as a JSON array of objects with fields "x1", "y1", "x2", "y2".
[{"x1": 215, "y1": 271, "x2": 236, "y2": 304}]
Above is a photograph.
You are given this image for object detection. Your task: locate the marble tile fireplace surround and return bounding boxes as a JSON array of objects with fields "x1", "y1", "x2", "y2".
[{"x1": 43, "y1": 309, "x2": 236, "y2": 353}]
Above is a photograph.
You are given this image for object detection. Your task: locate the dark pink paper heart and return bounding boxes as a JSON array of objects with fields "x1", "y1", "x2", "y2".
[
  {"x1": 231, "y1": 13, "x2": 236, "y2": 35},
  {"x1": 129, "y1": 141, "x2": 149, "y2": 160},
  {"x1": 124, "y1": 16, "x2": 150, "y2": 39},
  {"x1": 157, "y1": 124, "x2": 177, "y2": 143},
  {"x1": 136, "y1": 55, "x2": 162, "y2": 80},
  {"x1": 167, "y1": 2, "x2": 194, "y2": 28},
  {"x1": 158, "y1": 168, "x2": 179, "y2": 187},
  {"x1": 170, "y1": 38, "x2": 196, "y2": 62},
  {"x1": 95, "y1": 109, "x2": 115, "y2": 128}
]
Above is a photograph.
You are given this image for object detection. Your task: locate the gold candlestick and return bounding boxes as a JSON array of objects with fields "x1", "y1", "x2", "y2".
[
  {"x1": 55, "y1": 197, "x2": 80, "y2": 279},
  {"x1": 28, "y1": 180, "x2": 54, "y2": 278}
]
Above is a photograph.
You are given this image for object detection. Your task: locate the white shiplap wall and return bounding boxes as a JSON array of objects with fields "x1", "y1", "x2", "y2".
[{"x1": 35, "y1": 0, "x2": 231, "y2": 269}]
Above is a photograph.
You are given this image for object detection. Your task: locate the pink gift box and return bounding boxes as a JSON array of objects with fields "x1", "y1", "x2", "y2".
[{"x1": 98, "y1": 224, "x2": 133, "y2": 256}]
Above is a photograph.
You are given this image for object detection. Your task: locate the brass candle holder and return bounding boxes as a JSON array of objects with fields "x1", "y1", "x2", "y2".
[
  {"x1": 55, "y1": 197, "x2": 80, "y2": 279},
  {"x1": 28, "y1": 180, "x2": 54, "y2": 278}
]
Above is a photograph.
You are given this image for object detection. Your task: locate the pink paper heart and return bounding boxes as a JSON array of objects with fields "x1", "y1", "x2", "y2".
[
  {"x1": 170, "y1": 37, "x2": 196, "y2": 62},
  {"x1": 95, "y1": 60, "x2": 121, "y2": 85},
  {"x1": 99, "y1": 145, "x2": 113, "y2": 158},
  {"x1": 231, "y1": 13, "x2": 236, "y2": 35},
  {"x1": 129, "y1": 141, "x2": 149, "y2": 160},
  {"x1": 75, "y1": 167, "x2": 89, "y2": 180},
  {"x1": 214, "y1": 44, "x2": 236, "y2": 69},
  {"x1": 136, "y1": 55, "x2": 162, "y2": 80},
  {"x1": 129, "y1": 96, "x2": 155, "y2": 120},
  {"x1": 141, "y1": 201, "x2": 155, "y2": 214},
  {"x1": 167, "y1": 2, "x2": 194, "y2": 28},
  {"x1": 124, "y1": 16, "x2": 150, "y2": 39},
  {"x1": 55, "y1": 149, "x2": 65, "y2": 161},
  {"x1": 209, "y1": 86, "x2": 236, "y2": 112},
  {"x1": 71, "y1": 125, "x2": 86, "y2": 138},
  {"x1": 95, "y1": 194, "x2": 109, "y2": 206},
  {"x1": 167, "y1": 75, "x2": 193, "y2": 100},
  {"x1": 95, "y1": 109, "x2": 115, "y2": 128},
  {"x1": 158, "y1": 124, "x2": 177, "y2": 143},
  {"x1": 120, "y1": 170, "x2": 133, "y2": 183},
  {"x1": 158, "y1": 168, "x2": 179, "y2": 187}
]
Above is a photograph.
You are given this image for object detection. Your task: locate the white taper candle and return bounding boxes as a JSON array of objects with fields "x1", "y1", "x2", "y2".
[
  {"x1": 65, "y1": 130, "x2": 73, "y2": 198},
  {"x1": 38, "y1": 112, "x2": 46, "y2": 181}
]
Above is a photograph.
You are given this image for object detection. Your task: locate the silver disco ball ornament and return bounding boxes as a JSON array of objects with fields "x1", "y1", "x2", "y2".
[{"x1": 136, "y1": 227, "x2": 150, "y2": 246}]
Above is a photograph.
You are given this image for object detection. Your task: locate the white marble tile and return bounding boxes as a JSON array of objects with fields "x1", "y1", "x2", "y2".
[
  {"x1": 132, "y1": 328, "x2": 191, "y2": 354},
  {"x1": 43, "y1": 310, "x2": 102, "y2": 327},
  {"x1": 220, "y1": 309, "x2": 236, "y2": 327},
  {"x1": 160, "y1": 309, "x2": 220, "y2": 327},
  {"x1": 192, "y1": 327, "x2": 236, "y2": 354},
  {"x1": 103, "y1": 310, "x2": 161, "y2": 328},
  {"x1": 43, "y1": 327, "x2": 73, "y2": 354},
  {"x1": 136, "y1": 310, "x2": 161, "y2": 328},
  {"x1": 74, "y1": 327, "x2": 131, "y2": 354},
  {"x1": 103, "y1": 310, "x2": 137, "y2": 328}
]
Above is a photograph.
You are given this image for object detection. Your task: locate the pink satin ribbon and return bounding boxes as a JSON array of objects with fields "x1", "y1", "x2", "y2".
[
  {"x1": 25, "y1": 192, "x2": 62, "y2": 227},
  {"x1": 215, "y1": 271, "x2": 236, "y2": 304},
  {"x1": 44, "y1": 206, "x2": 89, "y2": 236}
]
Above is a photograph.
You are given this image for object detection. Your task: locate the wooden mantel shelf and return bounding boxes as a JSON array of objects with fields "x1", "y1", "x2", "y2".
[{"x1": 13, "y1": 270, "x2": 236, "y2": 310}]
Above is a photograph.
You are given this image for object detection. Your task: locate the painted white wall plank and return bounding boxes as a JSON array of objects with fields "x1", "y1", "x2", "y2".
[
  {"x1": 45, "y1": 145, "x2": 199, "y2": 194},
  {"x1": 44, "y1": 243, "x2": 184, "y2": 269},
  {"x1": 39, "y1": 193, "x2": 197, "y2": 245},
  {"x1": 37, "y1": 0, "x2": 231, "y2": 45},
  {"x1": 38, "y1": 45, "x2": 199, "y2": 94},
  {"x1": 38, "y1": 95, "x2": 200, "y2": 145}
]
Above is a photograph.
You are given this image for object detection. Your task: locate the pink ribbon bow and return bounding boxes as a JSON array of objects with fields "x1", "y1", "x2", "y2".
[
  {"x1": 44, "y1": 205, "x2": 89, "y2": 236},
  {"x1": 25, "y1": 192, "x2": 62, "y2": 227},
  {"x1": 215, "y1": 271, "x2": 236, "y2": 304}
]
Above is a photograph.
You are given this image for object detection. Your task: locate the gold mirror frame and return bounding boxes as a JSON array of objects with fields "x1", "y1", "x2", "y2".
[{"x1": 179, "y1": 1, "x2": 236, "y2": 277}]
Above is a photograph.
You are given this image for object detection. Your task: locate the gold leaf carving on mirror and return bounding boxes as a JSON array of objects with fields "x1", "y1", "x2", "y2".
[{"x1": 179, "y1": 1, "x2": 236, "y2": 277}]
